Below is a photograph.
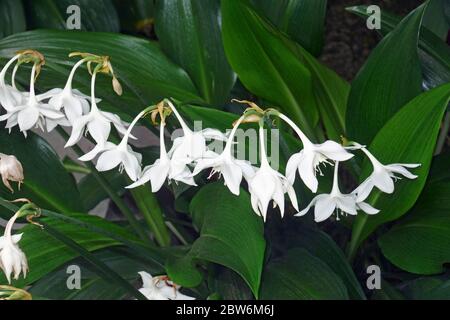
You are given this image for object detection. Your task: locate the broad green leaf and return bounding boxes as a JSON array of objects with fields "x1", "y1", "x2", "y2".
[
  {"x1": 114, "y1": 0, "x2": 155, "y2": 35},
  {"x1": 346, "y1": 3, "x2": 426, "y2": 144},
  {"x1": 252, "y1": 0, "x2": 328, "y2": 56},
  {"x1": 349, "y1": 83, "x2": 450, "y2": 257},
  {"x1": 24, "y1": 0, "x2": 120, "y2": 32},
  {"x1": 1, "y1": 213, "x2": 138, "y2": 287},
  {"x1": 286, "y1": 226, "x2": 365, "y2": 299},
  {"x1": 0, "y1": 30, "x2": 202, "y2": 120},
  {"x1": 346, "y1": 5, "x2": 450, "y2": 90},
  {"x1": 379, "y1": 181, "x2": 450, "y2": 274},
  {"x1": 166, "y1": 182, "x2": 266, "y2": 298},
  {"x1": 155, "y1": 0, "x2": 235, "y2": 105},
  {"x1": 423, "y1": 0, "x2": 449, "y2": 40},
  {"x1": 0, "y1": 0, "x2": 26, "y2": 39},
  {"x1": 30, "y1": 249, "x2": 159, "y2": 300},
  {"x1": 400, "y1": 277, "x2": 450, "y2": 299},
  {"x1": 0, "y1": 130, "x2": 83, "y2": 213},
  {"x1": 221, "y1": 0, "x2": 319, "y2": 139},
  {"x1": 260, "y1": 248, "x2": 348, "y2": 300}
]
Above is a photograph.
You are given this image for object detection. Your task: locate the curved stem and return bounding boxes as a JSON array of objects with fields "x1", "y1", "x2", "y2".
[
  {"x1": 258, "y1": 124, "x2": 270, "y2": 168},
  {"x1": 165, "y1": 100, "x2": 191, "y2": 134},
  {"x1": 224, "y1": 115, "x2": 246, "y2": 154},
  {"x1": 64, "y1": 58, "x2": 88, "y2": 92},
  {"x1": 28, "y1": 64, "x2": 37, "y2": 101},
  {"x1": 90, "y1": 72, "x2": 99, "y2": 112},
  {"x1": 0, "y1": 54, "x2": 20, "y2": 86},
  {"x1": 277, "y1": 112, "x2": 312, "y2": 147}
]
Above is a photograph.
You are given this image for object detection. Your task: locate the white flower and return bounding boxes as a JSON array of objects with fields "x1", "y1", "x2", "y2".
[
  {"x1": 0, "y1": 54, "x2": 24, "y2": 112},
  {"x1": 0, "y1": 211, "x2": 28, "y2": 284},
  {"x1": 279, "y1": 113, "x2": 353, "y2": 193},
  {"x1": 192, "y1": 115, "x2": 255, "y2": 195},
  {"x1": 0, "y1": 153, "x2": 24, "y2": 193},
  {"x1": 92, "y1": 107, "x2": 148, "y2": 181},
  {"x1": 352, "y1": 143, "x2": 420, "y2": 202},
  {"x1": 248, "y1": 127, "x2": 298, "y2": 222},
  {"x1": 166, "y1": 100, "x2": 226, "y2": 163},
  {"x1": 127, "y1": 122, "x2": 196, "y2": 191},
  {"x1": 296, "y1": 162, "x2": 379, "y2": 222},
  {"x1": 65, "y1": 72, "x2": 129, "y2": 147},
  {"x1": 0, "y1": 64, "x2": 64, "y2": 136},
  {"x1": 138, "y1": 271, "x2": 195, "y2": 300},
  {"x1": 37, "y1": 58, "x2": 97, "y2": 125}
]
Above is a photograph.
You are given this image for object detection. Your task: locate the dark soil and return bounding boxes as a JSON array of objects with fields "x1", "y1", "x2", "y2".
[{"x1": 321, "y1": 0, "x2": 426, "y2": 81}]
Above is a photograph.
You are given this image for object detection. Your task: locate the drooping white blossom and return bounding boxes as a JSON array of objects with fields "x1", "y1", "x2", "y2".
[
  {"x1": 0, "y1": 153, "x2": 24, "y2": 193},
  {"x1": 138, "y1": 271, "x2": 195, "y2": 300}
]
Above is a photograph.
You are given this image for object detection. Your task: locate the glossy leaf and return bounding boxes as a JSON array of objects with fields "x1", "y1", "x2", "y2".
[
  {"x1": 0, "y1": 30, "x2": 202, "y2": 120},
  {"x1": 379, "y1": 181, "x2": 450, "y2": 274},
  {"x1": 346, "y1": 5, "x2": 450, "y2": 90},
  {"x1": 349, "y1": 83, "x2": 450, "y2": 256},
  {"x1": 114, "y1": 0, "x2": 155, "y2": 35},
  {"x1": 155, "y1": 0, "x2": 235, "y2": 105},
  {"x1": 166, "y1": 182, "x2": 266, "y2": 298},
  {"x1": 24, "y1": 0, "x2": 120, "y2": 32},
  {"x1": 0, "y1": 130, "x2": 83, "y2": 213},
  {"x1": 221, "y1": 0, "x2": 319, "y2": 139},
  {"x1": 0, "y1": 0, "x2": 26, "y2": 39},
  {"x1": 252, "y1": 0, "x2": 328, "y2": 56},
  {"x1": 260, "y1": 248, "x2": 348, "y2": 300},
  {"x1": 346, "y1": 3, "x2": 426, "y2": 144}
]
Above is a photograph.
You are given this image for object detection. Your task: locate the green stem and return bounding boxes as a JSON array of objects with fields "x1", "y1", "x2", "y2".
[
  {"x1": 129, "y1": 185, "x2": 171, "y2": 247},
  {"x1": 57, "y1": 128, "x2": 149, "y2": 243}
]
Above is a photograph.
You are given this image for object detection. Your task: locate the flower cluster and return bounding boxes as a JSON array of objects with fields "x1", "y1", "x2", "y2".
[{"x1": 0, "y1": 50, "x2": 420, "y2": 225}]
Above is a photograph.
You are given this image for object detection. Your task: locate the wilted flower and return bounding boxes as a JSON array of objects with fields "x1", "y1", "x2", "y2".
[
  {"x1": 297, "y1": 162, "x2": 379, "y2": 222},
  {"x1": 279, "y1": 113, "x2": 353, "y2": 193},
  {"x1": 0, "y1": 211, "x2": 28, "y2": 284},
  {"x1": 192, "y1": 115, "x2": 255, "y2": 195},
  {"x1": 351, "y1": 143, "x2": 420, "y2": 202},
  {"x1": 0, "y1": 153, "x2": 24, "y2": 193},
  {"x1": 248, "y1": 127, "x2": 298, "y2": 222},
  {"x1": 138, "y1": 271, "x2": 195, "y2": 300}
]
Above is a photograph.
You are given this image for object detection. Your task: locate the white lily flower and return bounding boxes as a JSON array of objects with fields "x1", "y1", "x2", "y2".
[
  {"x1": 0, "y1": 153, "x2": 24, "y2": 193},
  {"x1": 248, "y1": 127, "x2": 298, "y2": 222},
  {"x1": 279, "y1": 113, "x2": 353, "y2": 193},
  {"x1": 65, "y1": 72, "x2": 129, "y2": 148},
  {"x1": 138, "y1": 272, "x2": 195, "y2": 300},
  {"x1": 192, "y1": 115, "x2": 255, "y2": 195},
  {"x1": 127, "y1": 121, "x2": 196, "y2": 191},
  {"x1": 93, "y1": 108, "x2": 146, "y2": 181},
  {"x1": 166, "y1": 100, "x2": 226, "y2": 163},
  {"x1": 0, "y1": 64, "x2": 64, "y2": 136},
  {"x1": 351, "y1": 143, "x2": 420, "y2": 202},
  {"x1": 296, "y1": 162, "x2": 379, "y2": 222},
  {"x1": 0, "y1": 54, "x2": 24, "y2": 112},
  {"x1": 0, "y1": 211, "x2": 28, "y2": 284},
  {"x1": 37, "y1": 58, "x2": 97, "y2": 125}
]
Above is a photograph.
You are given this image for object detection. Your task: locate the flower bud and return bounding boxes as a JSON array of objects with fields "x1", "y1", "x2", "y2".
[{"x1": 0, "y1": 154, "x2": 24, "y2": 193}]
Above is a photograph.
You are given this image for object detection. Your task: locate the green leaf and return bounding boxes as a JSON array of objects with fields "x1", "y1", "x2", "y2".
[
  {"x1": 252, "y1": 0, "x2": 328, "y2": 56},
  {"x1": 423, "y1": 0, "x2": 449, "y2": 40},
  {"x1": 24, "y1": 0, "x2": 120, "y2": 32},
  {"x1": 40, "y1": 223, "x2": 147, "y2": 300},
  {"x1": 221, "y1": 0, "x2": 319, "y2": 139},
  {"x1": 114, "y1": 0, "x2": 155, "y2": 35},
  {"x1": 1, "y1": 213, "x2": 136, "y2": 287},
  {"x1": 349, "y1": 83, "x2": 450, "y2": 258},
  {"x1": 155, "y1": 0, "x2": 235, "y2": 105},
  {"x1": 166, "y1": 182, "x2": 266, "y2": 298},
  {"x1": 0, "y1": 0, "x2": 26, "y2": 39},
  {"x1": 0, "y1": 30, "x2": 202, "y2": 120},
  {"x1": 346, "y1": 5, "x2": 450, "y2": 90},
  {"x1": 30, "y1": 248, "x2": 159, "y2": 300},
  {"x1": 260, "y1": 248, "x2": 349, "y2": 300},
  {"x1": 288, "y1": 226, "x2": 365, "y2": 299},
  {"x1": 0, "y1": 130, "x2": 83, "y2": 213},
  {"x1": 379, "y1": 181, "x2": 450, "y2": 274},
  {"x1": 346, "y1": 3, "x2": 426, "y2": 144},
  {"x1": 400, "y1": 277, "x2": 450, "y2": 299}
]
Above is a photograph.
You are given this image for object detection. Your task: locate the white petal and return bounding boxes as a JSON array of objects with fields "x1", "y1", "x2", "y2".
[
  {"x1": 96, "y1": 149, "x2": 122, "y2": 172},
  {"x1": 18, "y1": 107, "x2": 39, "y2": 132},
  {"x1": 65, "y1": 115, "x2": 90, "y2": 147},
  {"x1": 221, "y1": 160, "x2": 243, "y2": 196},
  {"x1": 357, "y1": 201, "x2": 380, "y2": 215},
  {"x1": 314, "y1": 195, "x2": 336, "y2": 222},
  {"x1": 315, "y1": 140, "x2": 354, "y2": 161},
  {"x1": 87, "y1": 116, "x2": 111, "y2": 145},
  {"x1": 298, "y1": 150, "x2": 318, "y2": 193},
  {"x1": 285, "y1": 152, "x2": 302, "y2": 184}
]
